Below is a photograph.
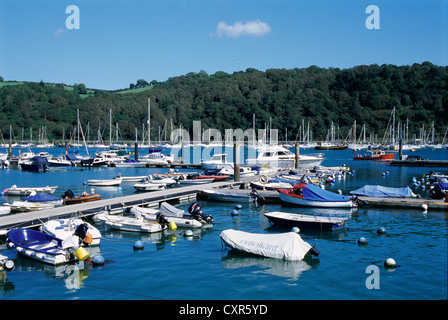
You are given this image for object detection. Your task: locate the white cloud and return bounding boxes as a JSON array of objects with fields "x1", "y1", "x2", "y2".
[
  {"x1": 215, "y1": 20, "x2": 271, "y2": 38},
  {"x1": 53, "y1": 28, "x2": 67, "y2": 37}
]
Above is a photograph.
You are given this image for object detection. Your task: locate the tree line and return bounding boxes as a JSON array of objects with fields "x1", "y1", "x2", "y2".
[{"x1": 0, "y1": 61, "x2": 447, "y2": 144}]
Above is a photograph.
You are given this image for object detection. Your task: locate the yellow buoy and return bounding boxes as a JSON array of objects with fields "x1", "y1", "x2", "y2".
[{"x1": 74, "y1": 247, "x2": 89, "y2": 261}]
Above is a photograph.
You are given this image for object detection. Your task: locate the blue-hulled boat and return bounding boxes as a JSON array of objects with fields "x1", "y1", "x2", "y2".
[
  {"x1": 19, "y1": 156, "x2": 50, "y2": 172},
  {"x1": 7, "y1": 228, "x2": 89, "y2": 265}
]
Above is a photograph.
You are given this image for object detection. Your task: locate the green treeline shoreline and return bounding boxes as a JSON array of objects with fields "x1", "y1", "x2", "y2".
[{"x1": 1, "y1": 61, "x2": 447, "y2": 144}]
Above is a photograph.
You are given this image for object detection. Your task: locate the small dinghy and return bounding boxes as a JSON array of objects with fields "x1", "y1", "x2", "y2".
[
  {"x1": 41, "y1": 218, "x2": 102, "y2": 246},
  {"x1": 95, "y1": 212, "x2": 169, "y2": 233},
  {"x1": 86, "y1": 177, "x2": 122, "y2": 186},
  {"x1": 220, "y1": 229, "x2": 319, "y2": 260},
  {"x1": 130, "y1": 202, "x2": 213, "y2": 228},
  {"x1": 4, "y1": 185, "x2": 58, "y2": 196},
  {"x1": 62, "y1": 189, "x2": 102, "y2": 205},
  {"x1": 278, "y1": 183, "x2": 357, "y2": 208},
  {"x1": 264, "y1": 212, "x2": 348, "y2": 231},
  {"x1": 7, "y1": 228, "x2": 90, "y2": 265},
  {"x1": 200, "y1": 189, "x2": 257, "y2": 203},
  {"x1": 133, "y1": 182, "x2": 166, "y2": 192}
]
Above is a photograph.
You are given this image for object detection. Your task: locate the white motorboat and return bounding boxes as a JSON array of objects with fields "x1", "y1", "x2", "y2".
[
  {"x1": 177, "y1": 177, "x2": 215, "y2": 185},
  {"x1": 220, "y1": 229, "x2": 319, "y2": 260},
  {"x1": 134, "y1": 182, "x2": 166, "y2": 191},
  {"x1": 86, "y1": 177, "x2": 122, "y2": 186},
  {"x1": 201, "y1": 189, "x2": 256, "y2": 203},
  {"x1": 141, "y1": 152, "x2": 174, "y2": 165},
  {"x1": 4, "y1": 185, "x2": 58, "y2": 196},
  {"x1": 3, "y1": 201, "x2": 55, "y2": 212},
  {"x1": 264, "y1": 211, "x2": 348, "y2": 231},
  {"x1": 219, "y1": 166, "x2": 256, "y2": 178},
  {"x1": 41, "y1": 218, "x2": 102, "y2": 246},
  {"x1": 246, "y1": 145, "x2": 323, "y2": 169},
  {"x1": 0, "y1": 206, "x2": 11, "y2": 216},
  {"x1": 94, "y1": 212, "x2": 167, "y2": 233},
  {"x1": 201, "y1": 154, "x2": 234, "y2": 170},
  {"x1": 130, "y1": 202, "x2": 211, "y2": 228},
  {"x1": 112, "y1": 159, "x2": 147, "y2": 168},
  {"x1": 48, "y1": 155, "x2": 73, "y2": 167}
]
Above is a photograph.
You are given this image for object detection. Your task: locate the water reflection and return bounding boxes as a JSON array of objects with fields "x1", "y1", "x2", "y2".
[{"x1": 221, "y1": 250, "x2": 319, "y2": 283}]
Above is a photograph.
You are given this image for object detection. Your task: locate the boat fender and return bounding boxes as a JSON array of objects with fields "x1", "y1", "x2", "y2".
[
  {"x1": 309, "y1": 247, "x2": 320, "y2": 257},
  {"x1": 83, "y1": 234, "x2": 93, "y2": 245},
  {"x1": 291, "y1": 227, "x2": 300, "y2": 233},
  {"x1": 92, "y1": 255, "x2": 105, "y2": 266},
  {"x1": 259, "y1": 175, "x2": 268, "y2": 184},
  {"x1": 169, "y1": 221, "x2": 177, "y2": 231},
  {"x1": 133, "y1": 240, "x2": 144, "y2": 250},
  {"x1": 74, "y1": 247, "x2": 89, "y2": 261}
]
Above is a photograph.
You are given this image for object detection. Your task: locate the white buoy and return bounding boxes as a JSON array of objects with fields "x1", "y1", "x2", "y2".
[
  {"x1": 291, "y1": 227, "x2": 300, "y2": 233},
  {"x1": 184, "y1": 230, "x2": 193, "y2": 237},
  {"x1": 384, "y1": 258, "x2": 396, "y2": 269},
  {"x1": 422, "y1": 203, "x2": 428, "y2": 213},
  {"x1": 358, "y1": 237, "x2": 368, "y2": 245}
]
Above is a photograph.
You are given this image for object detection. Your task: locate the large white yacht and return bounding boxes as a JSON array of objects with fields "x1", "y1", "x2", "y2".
[{"x1": 246, "y1": 145, "x2": 324, "y2": 168}]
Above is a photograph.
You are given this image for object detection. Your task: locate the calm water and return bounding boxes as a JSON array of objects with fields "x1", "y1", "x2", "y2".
[{"x1": 0, "y1": 146, "x2": 447, "y2": 301}]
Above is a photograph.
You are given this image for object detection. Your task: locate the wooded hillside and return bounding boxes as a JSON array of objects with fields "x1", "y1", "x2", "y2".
[{"x1": 1, "y1": 61, "x2": 447, "y2": 143}]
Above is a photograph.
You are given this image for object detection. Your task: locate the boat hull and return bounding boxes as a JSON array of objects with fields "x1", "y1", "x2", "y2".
[
  {"x1": 278, "y1": 190, "x2": 355, "y2": 208},
  {"x1": 63, "y1": 194, "x2": 102, "y2": 205},
  {"x1": 264, "y1": 211, "x2": 347, "y2": 231},
  {"x1": 201, "y1": 189, "x2": 255, "y2": 203}
]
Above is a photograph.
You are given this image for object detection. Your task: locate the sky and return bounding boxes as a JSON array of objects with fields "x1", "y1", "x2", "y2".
[{"x1": 0, "y1": 0, "x2": 447, "y2": 90}]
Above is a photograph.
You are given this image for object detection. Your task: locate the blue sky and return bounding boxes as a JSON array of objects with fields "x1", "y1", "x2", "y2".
[{"x1": 0, "y1": 0, "x2": 446, "y2": 90}]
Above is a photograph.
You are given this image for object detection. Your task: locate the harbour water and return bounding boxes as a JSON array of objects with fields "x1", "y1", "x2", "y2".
[{"x1": 0, "y1": 146, "x2": 447, "y2": 301}]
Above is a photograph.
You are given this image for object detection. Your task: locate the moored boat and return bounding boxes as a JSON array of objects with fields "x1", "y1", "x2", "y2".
[
  {"x1": 7, "y1": 228, "x2": 90, "y2": 265},
  {"x1": 4, "y1": 185, "x2": 58, "y2": 196},
  {"x1": 200, "y1": 189, "x2": 257, "y2": 203},
  {"x1": 130, "y1": 202, "x2": 212, "y2": 228},
  {"x1": 86, "y1": 177, "x2": 122, "y2": 186},
  {"x1": 353, "y1": 149, "x2": 395, "y2": 161},
  {"x1": 94, "y1": 212, "x2": 169, "y2": 233},
  {"x1": 278, "y1": 183, "x2": 357, "y2": 208},
  {"x1": 264, "y1": 211, "x2": 348, "y2": 231},
  {"x1": 41, "y1": 218, "x2": 102, "y2": 246},
  {"x1": 220, "y1": 229, "x2": 319, "y2": 260},
  {"x1": 62, "y1": 189, "x2": 102, "y2": 205}
]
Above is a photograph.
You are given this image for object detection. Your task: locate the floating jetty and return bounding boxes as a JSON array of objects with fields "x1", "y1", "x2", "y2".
[
  {"x1": 0, "y1": 179, "x2": 247, "y2": 234},
  {"x1": 358, "y1": 196, "x2": 448, "y2": 210},
  {"x1": 389, "y1": 159, "x2": 448, "y2": 167}
]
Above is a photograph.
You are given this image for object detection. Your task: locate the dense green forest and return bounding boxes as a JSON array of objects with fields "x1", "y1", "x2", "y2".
[{"x1": 0, "y1": 61, "x2": 447, "y2": 144}]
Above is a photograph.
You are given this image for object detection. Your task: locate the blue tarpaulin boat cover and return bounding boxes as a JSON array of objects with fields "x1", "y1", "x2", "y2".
[
  {"x1": 349, "y1": 185, "x2": 413, "y2": 198},
  {"x1": 438, "y1": 182, "x2": 448, "y2": 190},
  {"x1": 21, "y1": 193, "x2": 61, "y2": 202},
  {"x1": 302, "y1": 184, "x2": 352, "y2": 202}
]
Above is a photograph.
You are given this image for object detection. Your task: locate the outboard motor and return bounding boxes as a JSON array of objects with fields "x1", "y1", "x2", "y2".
[
  {"x1": 188, "y1": 203, "x2": 214, "y2": 224},
  {"x1": 74, "y1": 223, "x2": 92, "y2": 245},
  {"x1": 156, "y1": 213, "x2": 169, "y2": 225},
  {"x1": 62, "y1": 189, "x2": 75, "y2": 199},
  {"x1": 250, "y1": 189, "x2": 265, "y2": 202}
]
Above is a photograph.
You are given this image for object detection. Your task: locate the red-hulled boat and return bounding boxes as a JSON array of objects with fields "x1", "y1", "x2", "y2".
[
  {"x1": 353, "y1": 149, "x2": 395, "y2": 161},
  {"x1": 62, "y1": 190, "x2": 102, "y2": 205}
]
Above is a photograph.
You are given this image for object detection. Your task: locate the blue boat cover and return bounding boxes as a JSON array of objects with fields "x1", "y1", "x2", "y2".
[
  {"x1": 302, "y1": 184, "x2": 352, "y2": 202},
  {"x1": 21, "y1": 193, "x2": 60, "y2": 202},
  {"x1": 349, "y1": 185, "x2": 413, "y2": 198},
  {"x1": 438, "y1": 182, "x2": 448, "y2": 190}
]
